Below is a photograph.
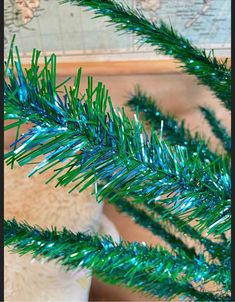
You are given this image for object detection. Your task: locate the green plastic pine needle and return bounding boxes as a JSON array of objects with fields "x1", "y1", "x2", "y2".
[
  {"x1": 4, "y1": 219, "x2": 230, "y2": 300},
  {"x1": 199, "y1": 106, "x2": 231, "y2": 154},
  {"x1": 60, "y1": 0, "x2": 231, "y2": 110},
  {"x1": 4, "y1": 46, "x2": 231, "y2": 237},
  {"x1": 127, "y1": 86, "x2": 225, "y2": 166},
  {"x1": 144, "y1": 202, "x2": 230, "y2": 263},
  {"x1": 4, "y1": 46, "x2": 231, "y2": 235},
  {"x1": 109, "y1": 194, "x2": 198, "y2": 259},
  {"x1": 4, "y1": 11, "x2": 231, "y2": 298}
]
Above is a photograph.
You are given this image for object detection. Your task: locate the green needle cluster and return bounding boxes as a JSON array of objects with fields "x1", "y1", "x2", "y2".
[
  {"x1": 4, "y1": 0, "x2": 231, "y2": 298},
  {"x1": 61, "y1": 0, "x2": 231, "y2": 110},
  {"x1": 5, "y1": 219, "x2": 230, "y2": 301},
  {"x1": 199, "y1": 106, "x2": 231, "y2": 153},
  {"x1": 4, "y1": 46, "x2": 231, "y2": 236}
]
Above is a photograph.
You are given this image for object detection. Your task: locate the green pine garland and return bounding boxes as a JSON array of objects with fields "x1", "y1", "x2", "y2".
[
  {"x1": 199, "y1": 106, "x2": 231, "y2": 153},
  {"x1": 4, "y1": 219, "x2": 230, "y2": 301},
  {"x1": 60, "y1": 0, "x2": 231, "y2": 110},
  {"x1": 127, "y1": 86, "x2": 226, "y2": 166},
  {"x1": 109, "y1": 189, "x2": 230, "y2": 264},
  {"x1": 125, "y1": 87, "x2": 230, "y2": 262},
  {"x1": 108, "y1": 194, "x2": 198, "y2": 259},
  {"x1": 4, "y1": 46, "x2": 231, "y2": 236},
  {"x1": 144, "y1": 202, "x2": 229, "y2": 263},
  {"x1": 4, "y1": 0, "x2": 231, "y2": 297}
]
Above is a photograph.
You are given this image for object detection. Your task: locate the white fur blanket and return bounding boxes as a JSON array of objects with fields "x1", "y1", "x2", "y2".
[{"x1": 4, "y1": 160, "x2": 119, "y2": 302}]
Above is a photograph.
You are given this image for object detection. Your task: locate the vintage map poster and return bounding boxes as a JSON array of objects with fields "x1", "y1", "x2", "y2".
[{"x1": 4, "y1": 0, "x2": 231, "y2": 59}]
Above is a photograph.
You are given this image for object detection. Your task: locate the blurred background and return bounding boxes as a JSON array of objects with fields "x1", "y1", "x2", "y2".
[{"x1": 4, "y1": 0, "x2": 231, "y2": 301}]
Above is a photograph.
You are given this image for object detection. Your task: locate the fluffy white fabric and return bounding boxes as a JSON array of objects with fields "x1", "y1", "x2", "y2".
[{"x1": 4, "y1": 160, "x2": 119, "y2": 302}]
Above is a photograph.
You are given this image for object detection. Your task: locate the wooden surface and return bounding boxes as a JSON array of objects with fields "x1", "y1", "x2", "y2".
[
  {"x1": 5, "y1": 60, "x2": 230, "y2": 301},
  {"x1": 20, "y1": 57, "x2": 230, "y2": 76}
]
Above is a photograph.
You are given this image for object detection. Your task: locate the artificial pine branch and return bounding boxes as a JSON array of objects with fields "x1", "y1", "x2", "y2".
[
  {"x1": 126, "y1": 87, "x2": 230, "y2": 261},
  {"x1": 127, "y1": 86, "x2": 224, "y2": 166},
  {"x1": 4, "y1": 47, "x2": 231, "y2": 236},
  {"x1": 145, "y1": 202, "x2": 230, "y2": 264},
  {"x1": 110, "y1": 190, "x2": 230, "y2": 266},
  {"x1": 109, "y1": 194, "x2": 198, "y2": 259},
  {"x1": 199, "y1": 106, "x2": 231, "y2": 153},
  {"x1": 60, "y1": 0, "x2": 231, "y2": 110},
  {"x1": 4, "y1": 219, "x2": 230, "y2": 300}
]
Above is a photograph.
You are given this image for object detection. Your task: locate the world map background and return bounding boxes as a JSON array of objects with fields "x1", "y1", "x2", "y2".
[{"x1": 4, "y1": 0, "x2": 231, "y2": 59}]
